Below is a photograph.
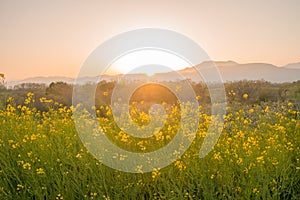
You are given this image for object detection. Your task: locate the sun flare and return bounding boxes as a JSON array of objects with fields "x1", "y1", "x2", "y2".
[{"x1": 106, "y1": 49, "x2": 192, "y2": 76}]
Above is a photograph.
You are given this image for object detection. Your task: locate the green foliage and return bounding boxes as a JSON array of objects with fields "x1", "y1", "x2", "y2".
[
  {"x1": 46, "y1": 82, "x2": 73, "y2": 106},
  {"x1": 0, "y1": 94, "x2": 299, "y2": 199},
  {"x1": 1, "y1": 80, "x2": 300, "y2": 110}
]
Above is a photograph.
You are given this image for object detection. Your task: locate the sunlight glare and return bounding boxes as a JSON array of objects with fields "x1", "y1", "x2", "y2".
[{"x1": 107, "y1": 49, "x2": 191, "y2": 76}]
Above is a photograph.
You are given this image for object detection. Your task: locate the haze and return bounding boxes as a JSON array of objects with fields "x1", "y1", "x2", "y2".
[{"x1": 1, "y1": 0, "x2": 300, "y2": 81}]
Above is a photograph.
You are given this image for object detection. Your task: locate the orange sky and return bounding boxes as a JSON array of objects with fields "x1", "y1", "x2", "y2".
[{"x1": 1, "y1": 0, "x2": 300, "y2": 81}]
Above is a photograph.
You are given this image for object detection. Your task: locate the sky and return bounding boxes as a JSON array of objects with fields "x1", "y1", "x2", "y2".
[{"x1": 1, "y1": 0, "x2": 300, "y2": 80}]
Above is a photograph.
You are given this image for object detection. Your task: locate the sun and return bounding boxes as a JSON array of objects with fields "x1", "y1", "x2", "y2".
[{"x1": 106, "y1": 49, "x2": 192, "y2": 76}]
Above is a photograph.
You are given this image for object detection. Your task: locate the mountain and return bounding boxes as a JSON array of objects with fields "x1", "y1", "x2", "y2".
[
  {"x1": 213, "y1": 61, "x2": 300, "y2": 82},
  {"x1": 6, "y1": 61, "x2": 300, "y2": 87},
  {"x1": 6, "y1": 74, "x2": 148, "y2": 88},
  {"x1": 283, "y1": 62, "x2": 300, "y2": 69},
  {"x1": 7, "y1": 76, "x2": 74, "y2": 88},
  {"x1": 150, "y1": 61, "x2": 300, "y2": 83}
]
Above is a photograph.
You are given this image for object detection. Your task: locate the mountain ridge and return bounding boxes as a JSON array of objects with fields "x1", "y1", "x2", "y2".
[{"x1": 6, "y1": 61, "x2": 300, "y2": 87}]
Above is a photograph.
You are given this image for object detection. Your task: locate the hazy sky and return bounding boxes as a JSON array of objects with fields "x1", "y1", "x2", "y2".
[{"x1": 1, "y1": 0, "x2": 300, "y2": 80}]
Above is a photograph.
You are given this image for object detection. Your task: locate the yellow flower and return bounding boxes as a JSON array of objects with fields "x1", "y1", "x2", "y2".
[
  {"x1": 213, "y1": 152, "x2": 223, "y2": 161},
  {"x1": 256, "y1": 156, "x2": 265, "y2": 164},
  {"x1": 243, "y1": 93, "x2": 248, "y2": 99},
  {"x1": 24, "y1": 92, "x2": 34, "y2": 104},
  {"x1": 151, "y1": 168, "x2": 161, "y2": 180},
  {"x1": 237, "y1": 157, "x2": 243, "y2": 165},
  {"x1": 174, "y1": 160, "x2": 186, "y2": 171},
  {"x1": 136, "y1": 165, "x2": 143, "y2": 173},
  {"x1": 17, "y1": 184, "x2": 24, "y2": 191},
  {"x1": 253, "y1": 188, "x2": 259, "y2": 194},
  {"x1": 22, "y1": 162, "x2": 31, "y2": 170},
  {"x1": 6, "y1": 97, "x2": 14, "y2": 103},
  {"x1": 90, "y1": 192, "x2": 97, "y2": 197},
  {"x1": 27, "y1": 92, "x2": 34, "y2": 97},
  {"x1": 40, "y1": 97, "x2": 53, "y2": 103},
  {"x1": 30, "y1": 134, "x2": 38, "y2": 141},
  {"x1": 120, "y1": 133, "x2": 129, "y2": 143},
  {"x1": 36, "y1": 168, "x2": 45, "y2": 175},
  {"x1": 264, "y1": 106, "x2": 269, "y2": 112},
  {"x1": 56, "y1": 193, "x2": 64, "y2": 200}
]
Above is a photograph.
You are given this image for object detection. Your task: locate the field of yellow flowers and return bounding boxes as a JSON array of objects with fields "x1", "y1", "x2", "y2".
[{"x1": 0, "y1": 92, "x2": 299, "y2": 199}]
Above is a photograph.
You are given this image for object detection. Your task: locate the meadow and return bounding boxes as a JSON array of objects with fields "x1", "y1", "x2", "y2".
[{"x1": 0, "y1": 92, "x2": 299, "y2": 199}]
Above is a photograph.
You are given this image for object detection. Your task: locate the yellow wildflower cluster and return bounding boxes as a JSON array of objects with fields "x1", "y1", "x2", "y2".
[{"x1": 0, "y1": 93, "x2": 299, "y2": 199}]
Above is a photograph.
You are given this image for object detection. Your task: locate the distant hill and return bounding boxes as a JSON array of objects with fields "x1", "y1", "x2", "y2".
[
  {"x1": 7, "y1": 75, "x2": 116, "y2": 88},
  {"x1": 282, "y1": 62, "x2": 300, "y2": 69},
  {"x1": 6, "y1": 61, "x2": 300, "y2": 87},
  {"x1": 7, "y1": 76, "x2": 74, "y2": 88},
  {"x1": 210, "y1": 61, "x2": 300, "y2": 82},
  {"x1": 149, "y1": 61, "x2": 300, "y2": 83}
]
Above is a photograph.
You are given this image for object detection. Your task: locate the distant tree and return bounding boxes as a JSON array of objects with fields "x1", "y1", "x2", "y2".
[
  {"x1": 192, "y1": 82, "x2": 210, "y2": 104},
  {"x1": 46, "y1": 82, "x2": 73, "y2": 106},
  {"x1": 14, "y1": 83, "x2": 46, "y2": 90},
  {"x1": 0, "y1": 73, "x2": 5, "y2": 89},
  {"x1": 95, "y1": 81, "x2": 116, "y2": 107}
]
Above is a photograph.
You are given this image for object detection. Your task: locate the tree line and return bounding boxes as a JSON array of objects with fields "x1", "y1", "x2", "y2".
[{"x1": 0, "y1": 80, "x2": 299, "y2": 110}]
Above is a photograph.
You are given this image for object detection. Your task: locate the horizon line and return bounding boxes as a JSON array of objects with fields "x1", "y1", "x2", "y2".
[{"x1": 3, "y1": 59, "x2": 300, "y2": 82}]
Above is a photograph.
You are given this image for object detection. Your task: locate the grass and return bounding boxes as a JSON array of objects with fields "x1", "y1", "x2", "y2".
[{"x1": 0, "y1": 93, "x2": 299, "y2": 199}]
